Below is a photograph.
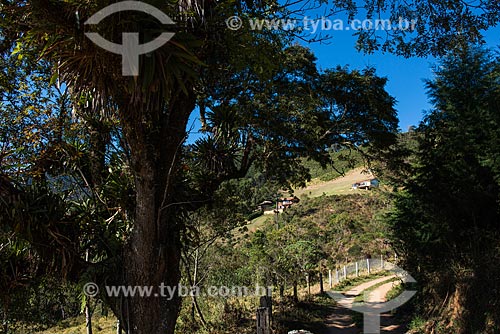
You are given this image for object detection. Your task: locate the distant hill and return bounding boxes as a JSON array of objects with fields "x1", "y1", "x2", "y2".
[
  {"x1": 295, "y1": 167, "x2": 376, "y2": 198},
  {"x1": 248, "y1": 192, "x2": 392, "y2": 263},
  {"x1": 299, "y1": 149, "x2": 364, "y2": 182},
  {"x1": 240, "y1": 164, "x2": 382, "y2": 240}
]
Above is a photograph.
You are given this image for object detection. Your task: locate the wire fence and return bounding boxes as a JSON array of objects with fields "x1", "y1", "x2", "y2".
[{"x1": 327, "y1": 256, "x2": 397, "y2": 287}]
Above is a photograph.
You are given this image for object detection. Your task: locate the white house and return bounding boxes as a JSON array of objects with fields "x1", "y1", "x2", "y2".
[{"x1": 352, "y1": 178, "x2": 379, "y2": 190}]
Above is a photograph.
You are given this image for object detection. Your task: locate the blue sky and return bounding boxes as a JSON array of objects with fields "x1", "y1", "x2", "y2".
[
  {"x1": 305, "y1": 33, "x2": 434, "y2": 132},
  {"x1": 302, "y1": 25, "x2": 500, "y2": 132},
  {"x1": 187, "y1": 23, "x2": 500, "y2": 142}
]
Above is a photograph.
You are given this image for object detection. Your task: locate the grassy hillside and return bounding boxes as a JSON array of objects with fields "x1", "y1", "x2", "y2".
[
  {"x1": 281, "y1": 192, "x2": 392, "y2": 262},
  {"x1": 300, "y1": 149, "x2": 364, "y2": 181},
  {"x1": 238, "y1": 165, "x2": 379, "y2": 240},
  {"x1": 294, "y1": 167, "x2": 375, "y2": 198}
]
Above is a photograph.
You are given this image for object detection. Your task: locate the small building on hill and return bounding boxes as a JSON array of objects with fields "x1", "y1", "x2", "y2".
[
  {"x1": 277, "y1": 196, "x2": 300, "y2": 210},
  {"x1": 352, "y1": 178, "x2": 379, "y2": 190},
  {"x1": 257, "y1": 200, "x2": 274, "y2": 212},
  {"x1": 258, "y1": 197, "x2": 300, "y2": 214}
]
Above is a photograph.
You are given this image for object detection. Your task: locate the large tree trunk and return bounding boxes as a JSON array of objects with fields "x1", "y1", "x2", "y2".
[
  {"x1": 123, "y1": 174, "x2": 183, "y2": 334},
  {"x1": 118, "y1": 87, "x2": 195, "y2": 334}
]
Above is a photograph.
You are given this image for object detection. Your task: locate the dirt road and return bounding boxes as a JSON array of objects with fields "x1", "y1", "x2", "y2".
[{"x1": 322, "y1": 276, "x2": 406, "y2": 334}]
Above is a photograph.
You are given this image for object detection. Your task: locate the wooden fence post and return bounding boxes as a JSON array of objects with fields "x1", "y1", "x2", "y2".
[
  {"x1": 328, "y1": 269, "x2": 332, "y2": 288},
  {"x1": 257, "y1": 294, "x2": 272, "y2": 334},
  {"x1": 367, "y1": 258, "x2": 371, "y2": 275},
  {"x1": 355, "y1": 261, "x2": 359, "y2": 277},
  {"x1": 343, "y1": 265, "x2": 347, "y2": 280},
  {"x1": 260, "y1": 295, "x2": 272, "y2": 322},
  {"x1": 256, "y1": 307, "x2": 270, "y2": 334},
  {"x1": 319, "y1": 272, "x2": 324, "y2": 293}
]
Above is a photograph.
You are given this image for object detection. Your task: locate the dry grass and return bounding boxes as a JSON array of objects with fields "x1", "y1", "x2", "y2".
[
  {"x1": 34, "y1": 315, "x2": 117, "y2": 334},
  {"x1": 294, "y1": 167, "x2": 375, "y2": 198}
]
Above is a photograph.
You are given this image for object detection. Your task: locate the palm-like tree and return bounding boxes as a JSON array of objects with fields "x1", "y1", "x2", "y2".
[{"x1": 3, "y1": 1, "x2": 209, "y2": 332}]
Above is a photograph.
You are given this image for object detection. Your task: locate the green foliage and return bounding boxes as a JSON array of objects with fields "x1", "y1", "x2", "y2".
[
  {"x1": 330, "y1": 1, "x2": 500, "y2": 57},
  {"x1": 1, "y1": 33, "x2": 134, "y2": 329},
  {"x1": 202, "y1": 193, "x2": 392, "y2": 292},
  {"x1": 0, "y1": 53, "x2": 67, "y2": 176},
  {"x1": 385, "y1": 280, "x2": 406, "y2": 301},
  {"x1": 274, "y1": 293, "x2": 336, "y2": 334},
  {"x1": 0, "y1": 275, "x2": 81, "y2": 332},
  {"x1": 7, "y1": 0, "x2": 484, "y2": 331},
  {"x1": 246, "y1": 210, "x2": 263, "y2": 221},
  {"x1": 284, "y1": 194, "x2": 391, "y2": 264},
  {"x1": 389, "y1": 47, "x2": 500, "y2": 333},
  {"x1": 172, "y1": 179, "x2": 395, "y2": 332},
  {"x1": 301, "y1": 149, "x2": 363, "y2": 181},
  {"x1": 2, "y1": 3, "x2": 401, "y2": 329},
  {"x1": 408, "y1": 315, "x2": 427, "y2": 331},
  {"x1": 193, "y1": 45, "x2": 398, "y2": 194}
]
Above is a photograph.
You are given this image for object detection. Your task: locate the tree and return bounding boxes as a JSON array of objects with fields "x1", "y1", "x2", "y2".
[
  {"x1": 333, "y1": 1, "x2": 500, "y2": 57},
  {"x1": 2, "y1": 0, "x2": 499, "y2": 333},
  {"x1": 389, "y1": 48, "x2": 500, "y2": 333}
]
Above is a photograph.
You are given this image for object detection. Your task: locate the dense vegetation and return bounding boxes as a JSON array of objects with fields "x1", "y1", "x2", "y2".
[
  {"x1": 388, "y1": 48, "x2": 500, "y2": 334},
  {"x1": 300, "y1": 149, "x2": 364, "y2": 182},
  {"x1": 1, "y1": 13, "x2": 400, "y2": 330},
  {"x1": 1, "y1": 0, "x2": 500, "y2": 333},
  {"x1": 175, "y1": 192, "x2": 393, "y2": 333}
]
